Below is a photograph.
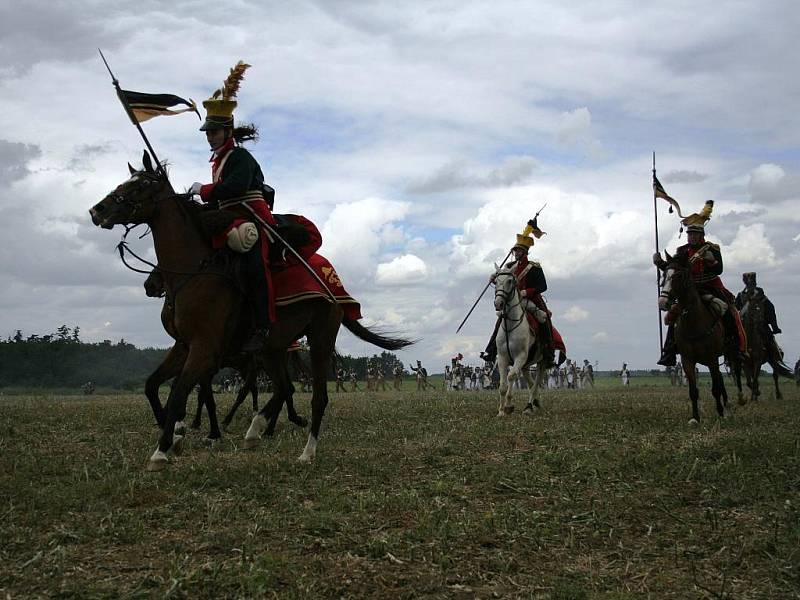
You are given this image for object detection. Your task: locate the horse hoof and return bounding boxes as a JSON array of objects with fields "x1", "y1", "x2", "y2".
[
  {"x1": 147, "y1": 448, "x2": 168, "y2": 471},
  {"x1": 243, "y1": 437, "x2": 261, "y2": 450},
  {"x1": 688, "y1": 418, "x2": 699, "y2": 427},
  {"x1": 171, "y1": 435, "x2": 185, "y2": 456},
  {"x1": 174, "y1": 421, "x2": 186, "y2": 437},
  {"x1": 203, "y1": 437, "x2": 219, "y2": 447},
  {"x1": 297, "y1": 453, "x2": 313, "y2": 463},
  {"x1": 146, "y1": 459, "x2": 167, "y2": 472},
  {"x1": 504, "y1": 405, "x2": 515, "y2": 414}
]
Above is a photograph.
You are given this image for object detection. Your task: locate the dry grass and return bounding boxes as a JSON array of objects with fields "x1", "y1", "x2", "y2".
[{"x1": 1, "y1": 382, "x2": 799, "y2": 599}]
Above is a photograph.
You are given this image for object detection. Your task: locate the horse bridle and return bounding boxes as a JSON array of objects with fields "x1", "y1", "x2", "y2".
[{"x1": 494, "y1": 272, "x2": 526, "y2": 336}]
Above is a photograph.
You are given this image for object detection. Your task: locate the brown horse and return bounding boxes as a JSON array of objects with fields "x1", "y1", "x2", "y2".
[
  {"x1": 144, "y1": 269, "x2": 308, "y2": 435},
  {"x1": 90, "y1": 152, "x2": 412, "y2": 470},
  {"x1": 661, "y1": 253, "x2": 740, "y2": 424},
  {"x1": 739, "y1": 291, "x2": 793, "y2": 403}
]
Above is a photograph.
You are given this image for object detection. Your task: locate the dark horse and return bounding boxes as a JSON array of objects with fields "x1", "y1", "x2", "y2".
[
  {"x1": 90, "y1": 152, "x2": 413, "y2": 470},
  {"x1": 739, "y1": 291, "x2": 793, "y2": 403},
  {"x1": 661, "y1": 253, "x2": 742, "y2": 424},
  {"x1": 144, "y1": 269, "x2": 308, "y2": 435}
]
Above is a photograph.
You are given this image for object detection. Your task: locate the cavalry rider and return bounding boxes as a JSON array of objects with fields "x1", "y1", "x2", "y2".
[
  {"x1": 653, "y1": 200, "x2": 745, "y2": 366},
  {"x1": 481, "y1": 219, "x2": 560, "y2": 367},
  {"x1": 735, "y1": 272, "x2": 785, "y2": 360},
  {"x1": 189, "y1": 61, "x2": 276, "y2": 353}
]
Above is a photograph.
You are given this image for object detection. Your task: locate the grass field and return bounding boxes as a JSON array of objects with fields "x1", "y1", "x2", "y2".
[{"x1": 1, "y1": 382, "x2": 799, "y2": 599}]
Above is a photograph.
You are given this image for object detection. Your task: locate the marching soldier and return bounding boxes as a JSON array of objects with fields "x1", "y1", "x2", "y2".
[
  {"x1": 480, "y1": 219, "x2": 565, "y2": 367},
  {"x1": 349, "y1": 369, "x2": 360, "y2": 392},
  {"x1": 335, "y1": 368, "x2": 347, "y2": 392},
  {"x1": 653, "y1": 200, "x2": 745, "y2": 366},
  {"x1": 393, "y1": 363, "x2": 404, "y2": 390},
  {"x1": 189, "y1": 61, "x2": 276, "y2": 353}
]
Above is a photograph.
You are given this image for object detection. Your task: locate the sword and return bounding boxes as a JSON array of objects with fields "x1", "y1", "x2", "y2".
[
  {"x1": 455, "y1": 203, "x2": 547, "y2": 333},
  {"x1": 239, "y1": 203, "x2": 340, "y2": 305}
]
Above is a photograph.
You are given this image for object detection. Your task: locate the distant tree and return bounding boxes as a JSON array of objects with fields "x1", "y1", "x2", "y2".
[
  {"x1": 71, "y1": 326, "x2": 80, "y2": 343},
  {"x1": 56, "y1": 325, "x2": 71, "y2": 341},
  {"x1": 13, "y1": 330, "x2": 22, "y2": 343}
]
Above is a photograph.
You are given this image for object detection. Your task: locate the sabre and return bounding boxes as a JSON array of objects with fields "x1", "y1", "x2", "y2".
[
  {"x1": 238, "y1": 203, "x2": 340, "y2": 305},
  {"x1": 455, "y1": 202, "x2": 547, "y2": 333}
]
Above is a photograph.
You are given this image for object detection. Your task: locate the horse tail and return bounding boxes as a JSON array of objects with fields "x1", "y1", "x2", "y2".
[
  {"x1": 775, "y1": 361, "x2": 794, "y2": 379},
  {"x1": 342, "y1": 318, "x2": 416, "y2": 351}
]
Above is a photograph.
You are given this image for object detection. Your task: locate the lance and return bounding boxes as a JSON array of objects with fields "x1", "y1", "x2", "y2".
[
  {"x1": 98, "y1": 49, "x2": 169, "y2": 181},
  {"x1": 652, "y1": 151, "x2": 664, "y2": 353},
  {"x1": 455, "y1": 203, "x2": 547, "y2": 333}
]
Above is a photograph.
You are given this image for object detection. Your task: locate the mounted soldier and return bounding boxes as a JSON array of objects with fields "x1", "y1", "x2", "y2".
[
  {"x1": 480, "y1": 218, "x2": 563, "y2": 367},
  {"x1": 653, "y1": 200, "x2": 745, "y2": 367},
  {"x1": 188, "y1": 61, "x2": 276, "y2": 353},
  {"x1": 735, "y1": 272, "x2": 784, "y2": 360}
]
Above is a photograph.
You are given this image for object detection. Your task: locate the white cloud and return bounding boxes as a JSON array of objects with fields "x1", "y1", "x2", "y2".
[
  {"x1": 375, "y1": 254, "x2": 429, "y2": 285},
  {"x1": 319, "y1": 197, "x2": 409, "y2": 283},
  {"x1": 592, "y1": 332, "x2": 609, "y2": 342},
  {"x1": 724, "y1": 223, "x2": 778, "y2": 269},
  {"x1": 563, "y1": 305, "x2": 589, "y2": 322}
]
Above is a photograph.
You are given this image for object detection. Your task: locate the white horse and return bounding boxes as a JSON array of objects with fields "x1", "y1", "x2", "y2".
[{"x1": 493, "y1": 267, "x2": 549, "y2": 415}]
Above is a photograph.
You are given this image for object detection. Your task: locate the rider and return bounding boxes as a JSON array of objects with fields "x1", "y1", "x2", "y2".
[
  {"x1": 189, "y1": 61, "x2": 276, "y2": 353},
  {"x1": 735, "y1": 272, "x2": 785, "y2": 359},
  {"x1": 653, "y1": 200, "x2": 743, "y2": 366},
  {"x1": 480, "y1": 219, "x2": 558, "y2": 367}
]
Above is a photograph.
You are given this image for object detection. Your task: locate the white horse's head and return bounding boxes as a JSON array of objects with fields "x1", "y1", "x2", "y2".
[
  {"x1": 659, "y1": 265, "x2": 673, "y2": 311},
  {"x1": 493, "y1": 268, "x2": 517, "y2": 313}
]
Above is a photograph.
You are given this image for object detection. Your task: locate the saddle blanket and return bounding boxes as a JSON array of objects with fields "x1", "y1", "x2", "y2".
[{"x1": 272, "y1": 253, "x2": 362, "y2": 322}]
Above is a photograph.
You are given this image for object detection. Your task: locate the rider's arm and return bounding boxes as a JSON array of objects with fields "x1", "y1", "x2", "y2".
[
  {"x1": 705, "y1": 246, "x2": 723, "y2": 276},
  {"x1": 525, "y1": 266, "x2": 547, "y2": 296}
]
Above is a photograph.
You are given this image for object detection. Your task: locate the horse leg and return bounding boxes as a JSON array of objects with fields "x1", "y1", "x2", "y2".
[
  {"x1": 190, "y1": 384, "x2": 204, "y2": 430},
  {"x1": 497, "y1": 353, "x2": 510, "y2": 417},
  {"x1": 709, "y1": 365, "x2": 726, "y2": 419},
  {"x1": 522, "y1": 368, "x2": 538, "y2": 413},
  {"x1": 684, "y1": 361, "x2": 700, "y2": 425},
  {"x1": 265, "y1": 358, "x2": 292, "y2": 436},
  {"x1": 144, "y1": 343, "x2": 187, "y2": 429},
  {"x1": 244, "y1": 354, "x2": 287, "y2": 447},
  {"x1": 284, "y1": 379, "x2": 308, "y2": 428},
  {"x1": 222, "y1": 367, "x2": 256, "y2": 431},
  {"x1": 148, "y1": 348, "x2": 215, "y2": 471},
  {"x1": 299, "y1": 308, "x2": 339, "y2": 462},
  {"x1": 196, "y1": 375, "x2": 221, "y2": 441},
  {"x1": 773, "y1": 363, "x2": 782, "y2": 400}
]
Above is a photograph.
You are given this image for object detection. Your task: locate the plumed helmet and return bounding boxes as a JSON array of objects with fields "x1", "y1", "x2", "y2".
[{"x1": 200, "y1": 61, "x2": 251, "y2": 131}]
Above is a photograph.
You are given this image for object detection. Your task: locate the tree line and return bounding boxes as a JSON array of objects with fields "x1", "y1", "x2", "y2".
[{"x1": 1, "y1": 326, "x2": 406, "y2": 390}]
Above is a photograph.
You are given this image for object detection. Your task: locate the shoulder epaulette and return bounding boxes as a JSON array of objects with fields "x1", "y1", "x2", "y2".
[
  {"x1": 706, "y1": 242, "x2": 720, "y2": 249},
  {"x1": 529, "y1": 261, "x2": 541, "y2": 268}
]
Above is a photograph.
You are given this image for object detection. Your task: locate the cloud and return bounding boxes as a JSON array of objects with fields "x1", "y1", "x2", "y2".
[
  {"x1": 0, "y1": 140, "x2": 41, "y2": 183},
  {"x1": 661, "y1": 170, "x2": 709, "y2": 184},
  {"x1": 747, "y1": 163, "x2": 800, "y2": 204},
  {"x1": 406, "y1": 155, "x2": 537, "y2": 194},
  {"x1": 319, "y1": 197, "x2": 409, "y2": 283},
  {"x1": 724, "y1": 223, "x2": 777, "y2": 270},
  {"x1": 592, "y1": 332, "x2": 609, "y2": 342},
  {"x1": 563, "y1": 305, "x2": 589, "y2": 322},
  {"x1": 375, "y1": 254, "x2": 428, "y2": 285}
]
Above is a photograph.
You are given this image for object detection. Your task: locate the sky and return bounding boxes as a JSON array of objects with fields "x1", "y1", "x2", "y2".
[{"x1": 1, "y1": 0, "x2": 798, "y2": 372}]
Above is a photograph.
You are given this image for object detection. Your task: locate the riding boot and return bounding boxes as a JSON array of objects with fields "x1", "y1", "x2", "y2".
[
  {"x1": 539, "y1": 320, "x2": 555, "y2": 367},
  {"x1": 241, "y1": 244, "x2": 271, "y2": 353},
  {"x1": 480, "y1": 318, "x2": 501, "y2": 363},
  {"x1": 657, "y1": 324, "x2": 677, "y2": 367},
  {"x1": 722, "y1": 310, "x2": 745, "y2": 361}
]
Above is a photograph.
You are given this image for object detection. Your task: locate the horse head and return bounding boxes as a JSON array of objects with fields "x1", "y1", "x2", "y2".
[
  {"x1": 660, "y1": 252, "x2": 693, "y2": 309},
  {"x1": 493, "y1": 268, "x2": 517, "y2": 313},
  {"x1": 89, "y1": 150, "x2": 172, "y2": 229}
]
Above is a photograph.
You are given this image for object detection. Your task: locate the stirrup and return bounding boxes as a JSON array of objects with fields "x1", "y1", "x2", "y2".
[{"x1": 657, "y1": 351, "x2": 676, "y2": 367}]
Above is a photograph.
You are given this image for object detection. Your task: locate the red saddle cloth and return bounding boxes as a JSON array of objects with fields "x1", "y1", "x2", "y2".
[
  {"x1": 271, "y1": 253, "x2": 362, "y2": 322},
  {"x1": 524, "y1": 312, "x2": 567, "y2": 354}
]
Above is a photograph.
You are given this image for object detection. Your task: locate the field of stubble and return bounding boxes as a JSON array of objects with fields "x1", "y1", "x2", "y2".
[{"x1": 1, "y1": 382, "x2": 799, "y2": 599}]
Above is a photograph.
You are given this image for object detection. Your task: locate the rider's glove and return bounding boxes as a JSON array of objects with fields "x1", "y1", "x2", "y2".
[{"x1": 189, "y1": 182, "x2": 203, "y2": 196}]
